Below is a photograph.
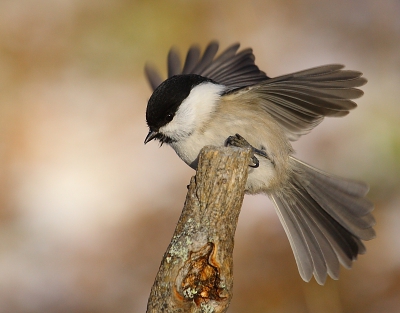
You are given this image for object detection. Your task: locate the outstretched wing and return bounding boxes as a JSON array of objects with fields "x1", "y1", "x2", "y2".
[
  {"x1": 145, "y1": 42, "x2": 367, "y2": 142},
  {"x1": 145, "y1": 41, "x2": 269, "y2": 91},
  {"x1": 234, "y1": 64, "x2": 367, "y2": 141}
]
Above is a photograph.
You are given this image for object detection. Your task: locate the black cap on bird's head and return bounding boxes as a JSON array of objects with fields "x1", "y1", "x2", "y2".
[{"x1": 144, "y1": 74, "x2": 215, "y2": 144}]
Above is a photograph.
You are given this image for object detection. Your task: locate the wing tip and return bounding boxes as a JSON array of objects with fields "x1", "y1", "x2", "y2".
[{"x1": 144, "y1": 63, "x2": 163, "y2": 90}]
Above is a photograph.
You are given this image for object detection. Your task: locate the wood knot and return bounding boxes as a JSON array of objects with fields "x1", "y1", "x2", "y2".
[{"x1": 176, "y1": 242, "x2": 225, "y2": 306}]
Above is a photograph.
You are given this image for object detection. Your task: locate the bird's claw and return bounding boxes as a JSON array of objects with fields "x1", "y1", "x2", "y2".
[
  {"x1": 249, "y1": 155, "x2": 259, "y2": 168},
  {"x1": 225, "y1": 133, "x2": 251, "y2": 148},
  {"x1": 225, "y1": 134, "x2": 264, "y2": 168}
]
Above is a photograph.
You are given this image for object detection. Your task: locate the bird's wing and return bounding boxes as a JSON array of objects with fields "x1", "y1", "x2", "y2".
[
  {"x1": 145, "y1": 43, "x2": 367, "y2": 142},
  {"x1": 144, "y1": 41, "x2": 269, "y2": 91},
  {"x1": 232, "y1": 64, "x2": 367, "y2": 141}
]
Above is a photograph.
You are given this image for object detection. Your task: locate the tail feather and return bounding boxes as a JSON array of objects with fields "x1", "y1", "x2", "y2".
[
  {"x1": 298, "y1": 205, "x2": 339, "y2": 280},
  {"x1": 270, "y1": 157, "x2": 375, "y2": 285},
  {"x1": 296, "y1": 158, "x2": 376, "y2": 239},
  {"x1": 271, "y1": 195, "x2": 315, "y2": 282}
]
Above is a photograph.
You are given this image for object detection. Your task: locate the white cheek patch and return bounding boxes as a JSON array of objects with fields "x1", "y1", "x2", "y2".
[{"x1": 160, "y1": 82, "x2": 225, "y2": 141}]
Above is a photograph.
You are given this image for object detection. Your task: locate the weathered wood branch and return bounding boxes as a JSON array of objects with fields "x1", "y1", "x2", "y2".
[{"x1": 146, "y1": 145, "x2": 252, "y2": 313}]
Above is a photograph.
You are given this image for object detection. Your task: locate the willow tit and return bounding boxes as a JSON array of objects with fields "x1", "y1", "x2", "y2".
[{"x1": 144, "y1": 41, "x2": 375, "y2": 285}]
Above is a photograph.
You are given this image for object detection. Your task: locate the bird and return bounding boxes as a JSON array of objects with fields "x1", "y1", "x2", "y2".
[{"x1": 143, "y1": 41, "x2": 375, "y2": 285}]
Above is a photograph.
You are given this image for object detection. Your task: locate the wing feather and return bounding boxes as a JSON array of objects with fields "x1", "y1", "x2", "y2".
[
  {"x1": 182, "y1": 46, "x2": 201, "y2": 74},
  {"x1": 144, "y1": 64, "x2": 163, "y2": 91},
  {"x1": 248, "y1": 64, "x2": 367, "y2": 140},
  {"x1": 145, "y1": 41, "x2": 268, "y2": 90},
  {"x1": 167, "y1": 47, "x2": 182, "y2": 77},
  {"x1": 191, "y1": 41, "x2": 220, "y2": 74}
]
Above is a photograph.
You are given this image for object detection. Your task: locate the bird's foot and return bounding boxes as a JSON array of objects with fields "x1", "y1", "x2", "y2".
[{"x1": 224, "y1": 133, "x2": 272, "y2": 168}]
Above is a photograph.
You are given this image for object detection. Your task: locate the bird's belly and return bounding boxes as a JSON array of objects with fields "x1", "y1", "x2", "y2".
[{"x1": 246, "y1": 158, "x2": 276, "y2": 194}]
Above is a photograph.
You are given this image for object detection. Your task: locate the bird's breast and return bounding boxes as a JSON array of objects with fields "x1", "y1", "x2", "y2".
[{"x1": 169, "y1": 129, "x2": 223, "y2": 169}]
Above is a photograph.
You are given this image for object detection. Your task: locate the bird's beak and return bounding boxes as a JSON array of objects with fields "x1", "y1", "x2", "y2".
[{"x1": 144, "y1": 130, "x2": 159, "y2": 144}]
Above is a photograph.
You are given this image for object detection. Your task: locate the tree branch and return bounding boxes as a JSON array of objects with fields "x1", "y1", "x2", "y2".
[{"x1": 146, "y1": 145, "x2": 252, "y2": 313}]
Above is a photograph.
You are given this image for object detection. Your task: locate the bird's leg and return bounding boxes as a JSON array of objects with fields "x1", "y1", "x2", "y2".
[{"x1": 224, "y1": 133, "x2": 273, "y2": 168}]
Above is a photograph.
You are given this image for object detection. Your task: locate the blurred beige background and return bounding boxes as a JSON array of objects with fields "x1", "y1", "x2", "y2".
[{"x1": 0, "y1": 0, "x2": 399, "y2": 312}]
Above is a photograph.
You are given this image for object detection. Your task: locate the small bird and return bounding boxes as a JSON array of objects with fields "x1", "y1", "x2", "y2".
[{"x1": 144, "y1": 41, "x2": 375, "y2": 285}]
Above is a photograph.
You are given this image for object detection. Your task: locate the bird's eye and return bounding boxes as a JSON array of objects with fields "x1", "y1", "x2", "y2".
[{"x1": 165, "y1": 113, "x2": 174, "y2": 122}]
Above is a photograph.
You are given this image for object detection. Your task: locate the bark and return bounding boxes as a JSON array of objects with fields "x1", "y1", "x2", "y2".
[{"x1": 146, "y1": 145, "x2": 252, "y2": 313}]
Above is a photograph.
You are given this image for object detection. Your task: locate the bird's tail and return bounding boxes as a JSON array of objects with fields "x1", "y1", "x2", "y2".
[{"x1": 270, "y1": 157, "x2": 375, "y2": 285}]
